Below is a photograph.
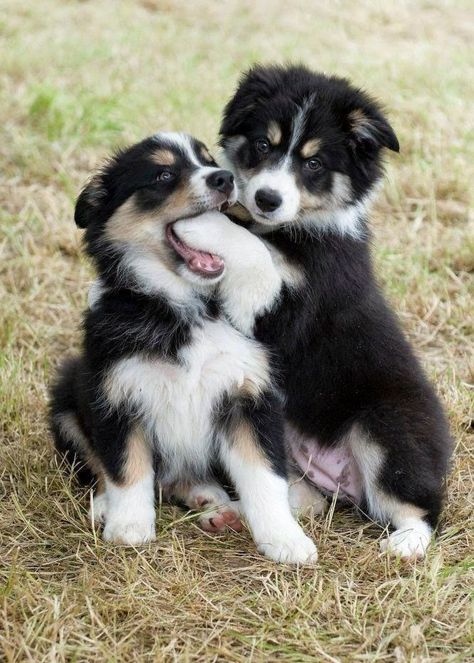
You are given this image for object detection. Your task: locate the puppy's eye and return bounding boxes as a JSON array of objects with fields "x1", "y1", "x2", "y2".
[
  {"x1": 305, "y1": 157, "x2": 323, "y2": 171},
  {"x1": 255, "y1": 138, "x2": 270, "y2": 155},
  {"x1": 158, "y1": 170, "x2": 175, "y2": 182}
]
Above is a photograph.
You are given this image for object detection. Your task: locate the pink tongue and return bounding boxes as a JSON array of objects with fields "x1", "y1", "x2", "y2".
[{"x1": 187, "y1": 252, "x2": 224, "y2": 274}]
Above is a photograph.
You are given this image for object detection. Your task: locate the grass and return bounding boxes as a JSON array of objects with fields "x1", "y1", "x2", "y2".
[{"x1": 1, "y1": 0, "x2": 473, "y2": 660}]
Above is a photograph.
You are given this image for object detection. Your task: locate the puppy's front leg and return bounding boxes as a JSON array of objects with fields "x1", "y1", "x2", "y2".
[
  {"x1": 173, "y1": 212, "x2": 282, "y2": 335},
  {"x1": 219, "y1": 395, "x2": 317, "y2": 564}
]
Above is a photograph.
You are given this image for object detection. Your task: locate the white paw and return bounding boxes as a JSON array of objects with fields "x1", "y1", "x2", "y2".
[
  {"x1": 174, "y1": 211, "x2": 231, "y2": 255},
  {"x1": 102, "y1": 514, "x2": 156, "y2": 545},
  {"x1": 256, "y1": 525, "x2": 318, "y2": 565},
  {"x1": 288, "y1": 478, "x2": 328, "y2": 517},
  {"x1": 89, "y1": 492, "x2": 108, "y2": 525},
  {"x1": 380, "y1": 523, "x2": 431, "y2": 560},
  {"x1": 186, "y1": 484, "x2": 242, "y2": 533}
]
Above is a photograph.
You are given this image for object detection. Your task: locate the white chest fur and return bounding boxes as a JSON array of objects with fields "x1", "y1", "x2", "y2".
[{"x1": 104, "y1": 319, "x2": 270, "y2": 479}]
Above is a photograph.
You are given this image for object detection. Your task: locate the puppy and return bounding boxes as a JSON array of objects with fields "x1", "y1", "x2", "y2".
[
  {"x1": 50, "y1": 132, "x2": 317, "y2": 564},
  {"x1": 218, "y1": 65, "x2": 452, "y2": 559}
]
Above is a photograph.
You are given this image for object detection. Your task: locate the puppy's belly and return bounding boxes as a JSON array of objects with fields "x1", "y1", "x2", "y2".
[
  {"x1": 286, "y1": 424, "x2": 363, "y2": 504},
  {"x1": 106, "y1": 319, "x2": 271, "y2": 481}
]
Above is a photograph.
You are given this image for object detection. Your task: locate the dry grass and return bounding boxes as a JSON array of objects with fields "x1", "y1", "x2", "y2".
[{"x1": 1, "y1": 0, "x2": 473, "y2": 660}]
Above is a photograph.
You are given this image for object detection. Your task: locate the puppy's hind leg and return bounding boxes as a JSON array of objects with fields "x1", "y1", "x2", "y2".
[
  {"x1": 170, "y1": 482, "x2": 242, "y2": 533},
  {"x1": 349, "y1": 422, "x2": 445, "y2": 560}
]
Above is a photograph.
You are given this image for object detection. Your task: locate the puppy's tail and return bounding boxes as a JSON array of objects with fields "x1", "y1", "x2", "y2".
[{"x1": 49, "y1": 356, "x2": 96, "y2": 487}]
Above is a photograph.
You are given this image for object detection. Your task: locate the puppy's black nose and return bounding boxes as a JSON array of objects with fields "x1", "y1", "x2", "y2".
[
  {"x1": 206, "y1": 170, "x2": 235, "y2": 196},
  {"x1": 255, "y1": 188, "x2": 282, "y2": 213}
]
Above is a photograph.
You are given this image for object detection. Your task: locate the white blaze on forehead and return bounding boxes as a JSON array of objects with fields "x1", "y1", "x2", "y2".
[
  {"x1": 154, "y1": 131, "x2": 202, "y2": 166},
  {"x1": 242, "y1": 96, "x2": 318, "y2": 224},
  {"x1": 288, "y1": 94, "x2": 316, "y2": 154}
]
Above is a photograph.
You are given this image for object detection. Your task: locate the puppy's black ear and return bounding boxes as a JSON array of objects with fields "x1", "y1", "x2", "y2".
[
  {"x1": 74, "y1": 175, "x2": 105, "y2": 228},
  {"x1": 220, "y1": 65, "x2": 278, "y2": 137},
  {"x1": 347, "y1": 107, "x2": 399, "y2": 153}
]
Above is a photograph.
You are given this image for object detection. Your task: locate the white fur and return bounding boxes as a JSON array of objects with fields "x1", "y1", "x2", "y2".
[
  {"x1": 380, "y1": 518, "x2": 432, "y2": 559},
  {"x1": 157, "y1": 132, "x2": 201, "y2": 166},
  {"x1": 288, "y1": 475, "x2": 327, "y2": 517},
  {"x1": 244, "y1": 162, "x2": 301, "y2": 225},
  {"x1": 123, "y1": 248, "x2": 206, "y2": 311},
  {"x1": 89, "y1": 491, "x2": 108, "y2": 525},
  {"x1": 189, "y1": 166, "x2": 238, "y2": 207},
  {"x1": 102, "y1": 473, "x2": 156, "y2": 545},
  {"x1": 349, "y1": 426, "x2": 432, "y2": 559},
  {"x1": 174, "y1": 211, "x2": 283, "y2": 335},
  {"x1": 104, "y1": 318, "x2": 271, "y2": 482},
  {"x1": 182, "y1": 483, "x2": 241, "y2": 531},
  {"x1": 220, "y1": 444, "x2": 317, "y2": 564}
]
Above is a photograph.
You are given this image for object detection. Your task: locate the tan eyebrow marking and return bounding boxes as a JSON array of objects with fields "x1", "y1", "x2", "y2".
[
  {"x1": 267, "y1": 121, "x2": 282, "y2": 146},
  {"x1": 300, "y1": 138, "x2": 322, "y2": 159},
  {"x1": 150, "y1": 149, "x2": 176, "y2": 166},
  {"x1": 200, "y1": 145, "x2": 214, "y2": 163}
]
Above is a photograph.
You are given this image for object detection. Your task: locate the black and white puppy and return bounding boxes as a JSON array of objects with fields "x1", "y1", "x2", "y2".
[
  {"x1": 50, "y1": 132, "x2": 318, "y2": 564},
  {"x1": 218, "y1": 65, "x2": 452, "y2": 559}
]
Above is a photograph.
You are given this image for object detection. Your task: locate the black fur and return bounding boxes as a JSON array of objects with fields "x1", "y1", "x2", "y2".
[
  {"x1": 221, "y1": 65, "x2": 452, "y2": 529},
  {"x1": 50, "y1": 133, "x2": 286, "y2": 499}
]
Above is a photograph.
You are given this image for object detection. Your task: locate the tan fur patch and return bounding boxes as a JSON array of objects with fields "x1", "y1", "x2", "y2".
[
  {"x1": 300, "y1": 138, "x2": 322, "y2": 159},
  {"x1": 150, "y1": 148, "x2": 176, "y2": 166},
  {"x1": 299, "y1": 189, "x2": 325, "y2": 212},
  {"x1": 232, "y1": 419, "x2": 269, "y2": 468},
  {"x1": 348, "y1": 109, "x2": 373, "y2": 139},
  {"x1": 122, "y1": 427, "x2": 152, "y2": 486},
  {"x1": 104, "y1": 198, "x2": 156, "y2": 246},
  {"x1": 200, "y1": 145, "x2": 214, "y2": 163},
  {"x1": 103, "y1": 197, "x2": 178, "y2": 272},
  {"x1": 54, "y1": 411, "x2": 105, "y2": 486},
  {"x1": 267, "y1": 121, "x2": 282, "y2": 146},
  {"x1": 239, "y1": 377, "x2": 265, "y2": 400}
]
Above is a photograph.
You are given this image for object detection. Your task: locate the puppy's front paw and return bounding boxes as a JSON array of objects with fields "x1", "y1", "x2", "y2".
[
  {"x1": 173, "y1": 212, "x2": 230, "y2": 255},
  {"x1": 102, "y1": 514, "x2": 156, "y2": 545},
  {"x1": 256, "y1": 525, "x2": 318, "y2": 565}
]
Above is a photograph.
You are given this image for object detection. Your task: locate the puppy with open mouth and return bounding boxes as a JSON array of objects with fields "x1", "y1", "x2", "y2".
[{"x1": 50, "y1": 131, "x2": 317, "y2": 564}]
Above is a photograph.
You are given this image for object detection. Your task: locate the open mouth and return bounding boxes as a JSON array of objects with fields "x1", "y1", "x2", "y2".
[{"x1": 166, "y1": 224, "x2": 225, "y2": 278}]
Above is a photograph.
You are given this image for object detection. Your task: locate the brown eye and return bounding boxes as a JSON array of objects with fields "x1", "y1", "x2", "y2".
[
  {"x1": 158, "y1": 170, "x2": 175, "y2": 182},
  {"x1": 255, "y1": 138, "x2": 270, "y2": 155},
  {"x1": 305, "y1": 157, "x2": 323, "y2": 171}
]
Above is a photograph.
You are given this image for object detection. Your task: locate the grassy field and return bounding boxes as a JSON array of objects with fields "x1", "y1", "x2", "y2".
[{"x1": 1, "y1": 0, "x2": 473, "y2": 660}]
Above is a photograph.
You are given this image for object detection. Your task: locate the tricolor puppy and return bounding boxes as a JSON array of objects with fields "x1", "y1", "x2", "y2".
[
  {"x1": 50, "y1": 132, "x2": 318, "y2": 564},
  {"x1": 219, "y1": 65, "x2": 452, "y2": 559}
]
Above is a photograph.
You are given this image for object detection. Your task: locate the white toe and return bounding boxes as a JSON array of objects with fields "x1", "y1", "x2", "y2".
[
  {"x1": 380, "y1": 521, "x2": 431, "y2": 559},
  {"x1": 89, "y1": 492, "x2": 108, "y2": 525},
  {"x1": 256, "y1": 525, "x2": 318, "y2": 565},
  {"x1": 103, "y1": 516, "x2": 156, "y2": 545}
]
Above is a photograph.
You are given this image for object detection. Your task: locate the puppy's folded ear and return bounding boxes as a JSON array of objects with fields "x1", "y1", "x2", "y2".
[
  {"x1": 347, "y1": 106, "x2": 399, "y2": 153},
  {"x1": 74, "y1": 175, "x2": 105, "y2": 228},
  {"x1": 220, "y1": 64, "x2": 280, "y2": 137}
]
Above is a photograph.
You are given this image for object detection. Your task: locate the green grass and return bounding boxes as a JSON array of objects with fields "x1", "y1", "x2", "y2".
[{"x1": 1, "y1": 0, "x2": 473, "y2": 660}]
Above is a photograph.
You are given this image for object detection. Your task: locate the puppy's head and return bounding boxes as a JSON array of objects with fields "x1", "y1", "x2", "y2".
[
  {"x1": 76, "y1": 133, "x2": 237, "y2": 286},
  {"x1": 220, "y1": 65, "x2": 399, "y2": 237}
]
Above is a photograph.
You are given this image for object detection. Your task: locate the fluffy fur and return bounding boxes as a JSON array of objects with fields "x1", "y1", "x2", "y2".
[
  {"x1": 50, "y1": 131, "x2": 318, "y2": 564},
  {"x1": 219, "y1": 65, "x2": 452, "y2": 559}
]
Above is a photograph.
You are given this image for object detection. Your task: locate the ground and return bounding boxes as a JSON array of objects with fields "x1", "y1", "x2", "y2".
[{"x1": 1, "y1": 1, "x2": 473, "y2": 660}]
